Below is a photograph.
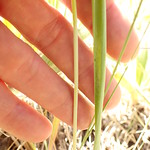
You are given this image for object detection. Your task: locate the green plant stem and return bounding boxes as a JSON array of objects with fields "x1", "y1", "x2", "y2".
[
  {"x1": 80, "y1": 66, "x2": 127, "y2": 149},
  {"x1": 92, "y1": 0, "x2": 106, "y2": 149},
  {"x1": 71, "y1": 0, "x2": 78, "y2": 149},
  {"x1": 79, "y1": 0, "x2": 145, "y2": 149},
  {"x1": 104, "y1": 0, "x2": 144, "y2": 97}
]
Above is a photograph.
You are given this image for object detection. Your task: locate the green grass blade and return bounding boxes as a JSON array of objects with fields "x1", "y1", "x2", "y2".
[
  {"x1": 80, "y1": 66, "x2": 128, "y2": 148},
  {"x1": 71, "y1": 0, "x2": 78, "y2": 149},
  {"x1": 80, "y1": 65, "x2": 127, "y2": 148},
  {"x1": 80, "y1": 66, "x2": 128, "y2": 149},
  {"x1": 92, "y1": 0, "x2": 106, "y2": 149},
  {"x1": 104, "y1": 0, "x2": 144, "y2": 97},
  {"x1": 103, "y1": 66, "x2": 128, "y2": 111},
  {"x1": 131, "y1": 22, "x2": 150, "y2": 60},
  {"x1": 81, "y1": 1, "x2": 145, "y2": 148},
  {"x1": 79, "y1": 117, "x2": 95, "y2": 149}
]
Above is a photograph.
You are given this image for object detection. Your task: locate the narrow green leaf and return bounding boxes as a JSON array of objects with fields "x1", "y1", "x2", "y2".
[
  {"x1": 79, "y1": 117, "x2": 95, "y2": 149},
  {"x1": 80, "y1": 65, "x2": 127, "y2": 148},
  {"x1": 131, "y1": 22, "x2": 150, "y2": 60},
  {"x1": 103, "y1": 67, "x2": 128, "y2": 110},
  {"x1": 105, "y1": 0, "x2": 144, "y2": 97}
]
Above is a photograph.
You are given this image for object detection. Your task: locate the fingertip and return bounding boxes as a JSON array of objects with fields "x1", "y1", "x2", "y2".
[
  {"x1": 14, "y1": 103, "x2": 53, "y2": 143},
  {"x1": 26, "y1": 116, "x2": 53, "y2": 143},
  {"x1": 0, "y1": 82, "x2": 52, "y2": 143},
  {"x1": 1, "y1": 104, "x2": 52, "y2": 143},
  {"x1": 11, "y1": 117, "x2": 52, "y2": 143}
]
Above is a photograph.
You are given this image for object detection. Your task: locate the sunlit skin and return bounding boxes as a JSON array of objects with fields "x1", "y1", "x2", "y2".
[{"x1": 0, "y1": 0, "x2": 138, "y2": 142}]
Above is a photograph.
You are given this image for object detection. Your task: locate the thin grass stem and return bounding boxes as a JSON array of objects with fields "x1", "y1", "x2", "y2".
[
  {"x1": 103, "y1": 66, "x2": 128, "y2": 110},
  {"x1": 81, "y1": 1, "x2": 145, "y2": 148},
  {"x1": 104, "y1": 17, "x2": 149, "y2": 110},
  {"x1": 80, "y1": 66, "x2": 128, "y2": 148},
  {"x1": 71, "y1": 0, "x2": 78, "y2": 149},
  {"x1": 131, "y1": 22, "x2": 150, "y2": 60}
]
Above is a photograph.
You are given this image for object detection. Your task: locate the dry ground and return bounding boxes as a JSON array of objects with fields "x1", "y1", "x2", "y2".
[{"x1": 1, "y1": 86, "x2": 150, "y2": 150}]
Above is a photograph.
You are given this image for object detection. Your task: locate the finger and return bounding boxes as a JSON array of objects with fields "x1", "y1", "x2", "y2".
[
  {"x1": 62, "y1": 0, "x2": 139, "y2": 62},
  {"x1": 0, "y1": 22, "x2": 94, "y2": 129},
  {"x1": 0, "y1": 80, "x2": 51, "y2": 142},
  {"x1": 0, "y1": 0, "x2": 120, "y2": 108}
]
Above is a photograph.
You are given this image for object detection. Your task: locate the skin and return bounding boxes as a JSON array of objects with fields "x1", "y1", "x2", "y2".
[{"x1": 0, "y1": 0, "x2": 138, "y2": 142}]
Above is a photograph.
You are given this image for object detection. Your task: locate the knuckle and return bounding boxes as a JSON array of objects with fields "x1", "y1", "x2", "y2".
[{"x1": 35, "y1": 13, "x2": 64, "y2": 51}]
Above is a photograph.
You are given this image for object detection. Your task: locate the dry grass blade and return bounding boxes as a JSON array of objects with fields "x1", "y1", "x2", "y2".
[
  {"x1": 49, "y1": 117, "x2": 60, "y2": 150},
  {"x1": 133, "y1": 115, "x2": 150, "y2": 150}
]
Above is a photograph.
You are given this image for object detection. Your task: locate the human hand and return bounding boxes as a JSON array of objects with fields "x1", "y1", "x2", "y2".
[{"x1": 0, "y1": 0, "x2": 138, "y2": 142}]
